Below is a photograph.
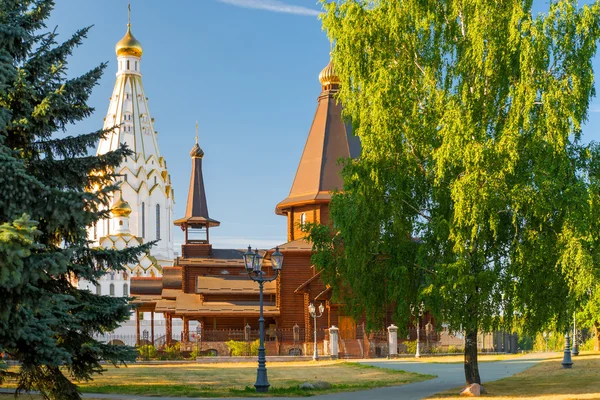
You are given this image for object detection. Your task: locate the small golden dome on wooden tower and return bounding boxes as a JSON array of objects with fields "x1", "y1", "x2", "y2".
[
  {"x1": 318, "y1": 59, "x2": 340, "y2": 89},
  {"x1": 111, "y1": 193, "x2": 132, "y2": 217},
  {"x1": 115, "y1": 5, "x2": 142, "y2": 58}
]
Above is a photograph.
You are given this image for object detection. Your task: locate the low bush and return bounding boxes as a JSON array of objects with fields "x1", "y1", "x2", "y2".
[
  {"x1": 138, "y1": 344, "x2": 157, "y2": 359},
  {"x1": 226, "y1": 340, "x2": 259, "y2": 356}
]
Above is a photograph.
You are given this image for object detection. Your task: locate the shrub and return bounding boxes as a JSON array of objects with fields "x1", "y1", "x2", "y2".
[
  {"x1": 226, "y1": 340, "x2": 260, "y2": 356},
  {"x1": 447, "y1": 345, "x2": 463, "y2": 354},
  {"x1": 138, "y1": 344, "x2": 157, "y2": 359},
  {"x1": 162, "y1": 342, "x2": 182, "y2": 360},
  {"x1": 402, "y1": 340, "x2": 417, "y2": 354}
]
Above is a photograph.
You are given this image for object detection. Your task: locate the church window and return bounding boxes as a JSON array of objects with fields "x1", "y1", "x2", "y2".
[
  {"x1": 109, "y1": 283, "x2": 115, "y2": 296},
  {"x1": 93, "y1": 222, "x2": 97, "y2": 240},
  {"x1": 300, "y1": 213, "x2": 306, "y2": 226},
  {"x1": 123, "y1": 284, "x2": 129, "y2": 296},
  {"x1": 123, "y1": 271, "x2": 128, "y2": 280},
  {"x1": 119, "y1": 220, "x2": 123, "y2": 226},
  {"x1": 106, "y1": 218, "x2": 110, "y2": 235},
  {"x1": 96, "y1": 285, "x2": 101, "y2": 296},
  {"x1": 156, "y1": 204, "x2": 161, "y2": 240},
  {"x1": 154, "y1": 177, "x2": 157, "y2": 185},
  {"x1": 110, "y1": 272, "x2": 115, "y2": 280},
  {"x1": 126, "y1": 60, "x2": 130, "y2": 70},
  {"x1": 124, "y1": 174, "x2": 127, "y2": 182},
  {"x1": 135, "y1": 61, "x2": 138, "y2": 70},
  {"x1": 141, "y1": 202, "x2": 145, "y2": 238}
]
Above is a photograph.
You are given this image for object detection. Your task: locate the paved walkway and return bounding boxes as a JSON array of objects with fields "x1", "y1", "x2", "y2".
[{"x1": 0, "y1": 354, "x2": 551, "y2": 400}]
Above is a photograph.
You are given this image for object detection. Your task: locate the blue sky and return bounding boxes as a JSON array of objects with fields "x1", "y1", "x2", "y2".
[{"x1": 48, "y1": 0, "x2": 600, "y2": 251}]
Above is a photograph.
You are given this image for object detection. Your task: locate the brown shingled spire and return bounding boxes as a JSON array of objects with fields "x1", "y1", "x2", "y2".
[
  {"x1": 275, "y1": 57, "x2": 361, "y2": 222},
  {"x1": 174, "y1": 124, "x2": 219, "y2": 253}
]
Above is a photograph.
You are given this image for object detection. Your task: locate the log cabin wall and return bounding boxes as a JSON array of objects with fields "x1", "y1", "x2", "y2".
[{"x1": 278, "y1": 252, "x2": 313, "y2": 329}]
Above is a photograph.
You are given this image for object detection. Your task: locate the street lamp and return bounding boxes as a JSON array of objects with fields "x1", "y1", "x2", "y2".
[
  {"x1": 142, "y1": 329, "x2": 149, "y2": 361},
  {"x1": 572, "y1": 312, "x2": 579, "y2": 356},
  {"x1": 410, "y1": 301, "x2": 425, "y2": 358},
  {"x1": 562, "y1": 332, "x2": 573, "y2": 369},
  {"x1": 196, "y1": 323, "x2": 202, "y2": 356},
  {"x1": 242, "y1": 245, "x2": 284, "y2": 393},
  {"x1": 308, "y1": 302, "x2": 325, "y2": 361}
]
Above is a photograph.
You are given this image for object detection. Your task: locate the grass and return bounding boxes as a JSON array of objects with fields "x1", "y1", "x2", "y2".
[
  {"x1": 429, "y1": 352, "x2": 600, "y2": 399},
  {"x1": 2, "y1": 361, "x2": 432, "y2": 398}
]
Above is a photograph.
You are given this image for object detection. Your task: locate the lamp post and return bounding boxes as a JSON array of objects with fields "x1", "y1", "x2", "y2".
[
  {"x1": 142, "y1": 329, "x2": 149, "y2": 361},
  {"x1": 196, "y1": 323, "x2": 202, "y2": 356},
  {"x1": 242, "y1": 245, "x2": 284, "y2": 393},
  {"x1": 562, "y1": 332, "x2": 573, "y2": 369},
  {"x1": 572, "y1": 312, "x2": 579, "y2": 356},
  {"x1": 410, "y1": 301, "x2": 425, "y2": 358},
  {"x1": 308, "y1": 303, "x2": 325, "y2": 361}
]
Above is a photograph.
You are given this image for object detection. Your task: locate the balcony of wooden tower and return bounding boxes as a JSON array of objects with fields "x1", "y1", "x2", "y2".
[{"x1": 175, "y1": 217, "x2": 220, "y2": 258}]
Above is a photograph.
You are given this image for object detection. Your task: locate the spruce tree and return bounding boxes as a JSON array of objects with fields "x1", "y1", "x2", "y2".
[{"x1": 0, "y1": 1, "x2": 150, "y2": 398}]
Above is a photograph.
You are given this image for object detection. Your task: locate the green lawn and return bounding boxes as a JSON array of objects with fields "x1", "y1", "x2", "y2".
[
  {"x1": 3, "y1": 361, "x2": 432, "y2": 398},
  {"x1": 429, "y1": 353, "x2": 600, "y2": 399}
]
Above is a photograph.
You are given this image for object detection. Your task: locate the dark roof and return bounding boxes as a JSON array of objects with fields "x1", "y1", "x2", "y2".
[
  {"x1": 130, "y1": 277, "x2": 162, "y2": 295},
  {"x1": 174, "y1": 153, "x2": 220, "y2": 228},
  {"x1": 277, "y1": 239, "x2": 312, "y2": 252},
  {"x1": 276, "y1": 87, "x2": 361, "y2": 213},
  {"x1": 196, "y1": 276, "x2": 276, "y2": 295},
  {"x1": 295, "y1": 271, "x2": 322, "y2": 294}
]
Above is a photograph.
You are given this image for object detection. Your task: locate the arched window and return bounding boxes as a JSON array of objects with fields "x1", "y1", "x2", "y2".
[
  {"x1": 135, "y1": 61, "x2": 138, "y2": 71},
  {"x1": 156, "y1": 204, "x2": 161, "y2": 240},
  {"x1": 123, "y1": 271, "x2": 128, "y2": 280},
  {"x1": 109, "y1": 283, "x2": 115, "y2": 296},
  {"x1": 300, "y1": 213, "x2": 306, "y2": 226},
  {"x1": 110, "y1": 272, "x2": 115, "y2": 280},
  {"x1": 126, "y1": 60, "x2": 130, "y2": 70},
  {"x1": 96, "y1": 285, "x2": 101, "y2": 296},
  {"x1": 123, "y1": 283, "x2": 129, "y2": 296},
  {"x1": 141, "y1": 202, "x2": 145, "y2": 238}
]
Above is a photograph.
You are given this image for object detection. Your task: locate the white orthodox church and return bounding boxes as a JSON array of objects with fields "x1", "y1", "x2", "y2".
[{"x1": 79, "y1": 11, "x2": 177, "y2": 339}]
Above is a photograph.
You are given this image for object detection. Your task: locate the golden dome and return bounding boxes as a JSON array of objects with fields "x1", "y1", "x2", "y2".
[
  {"x1": 115, "y1": 26, "x2": 143, "y2": 58},
  {"x1": 319, "y1": 59, "x2": 340, "y2": 89},
  {"x1": 111, "y1": 194, "x2": 132, "y2": 217},
  {"x1": 190, "y1": 143, "x2": 204, "y2": 159}
]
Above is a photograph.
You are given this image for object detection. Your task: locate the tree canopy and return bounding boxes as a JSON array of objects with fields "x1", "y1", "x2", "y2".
[
  {"x1": 0, "y1": 1, "x2": 149, "y2": 398},
  {"x1": 310, "y1": 0, "x2": 600, "y2": 384}
]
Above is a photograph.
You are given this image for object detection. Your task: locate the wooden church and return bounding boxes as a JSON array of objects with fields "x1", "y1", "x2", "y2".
[{"x1": 130, "y1": 59, "x2": 395, "y2": 356}]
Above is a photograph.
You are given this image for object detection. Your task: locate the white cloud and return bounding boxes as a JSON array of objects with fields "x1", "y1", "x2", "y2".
[
  {"x1": 590, "y1": 105, "x2": 600, "y2": 113},
  {"x1": 216, "y1": 0, "x2": 321, "y2": 16}
]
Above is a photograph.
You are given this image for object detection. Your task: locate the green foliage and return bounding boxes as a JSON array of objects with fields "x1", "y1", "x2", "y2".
[
  {"x1": 226, "y1": 340, "x2": 259, "y2": 356},
  {"x1": 446, "y1": 346, "x2": 463, "y2": 354},
  {"x1": 401, "y1": 340, "x2": 417, "y2": 354},
  {"x1": 310, "y1": 0, "x2": 600, "y2": 384},
  {"x1": 532, "y1": 332, "x2": 566, "y2": 352},
  {"x1": 518, "y1": 336, "x2": 534, "y2": 351},
  {"x1": 0, "y1": 1, "x2": 149, "y2": 398},
  {"x1": 137, "y1": 345, "x2": 157, "y2": 360},
  {"x1": 161, "y1": 343, "x2": 182, "y2": 360}
]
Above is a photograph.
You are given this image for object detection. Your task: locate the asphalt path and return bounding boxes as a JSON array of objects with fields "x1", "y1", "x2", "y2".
[{"x1": 0, "y1": 354, "x2": 551, "y2": 400}]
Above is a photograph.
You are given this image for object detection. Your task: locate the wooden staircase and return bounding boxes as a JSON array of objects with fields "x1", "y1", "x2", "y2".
[{"x1": 338, "y1": 339, "x2": 363, "y2": 359}]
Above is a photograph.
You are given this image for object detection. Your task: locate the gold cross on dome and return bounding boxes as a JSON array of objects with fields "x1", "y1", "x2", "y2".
[{"x1": 195, "y1": 121, "x2": 199, "y2": 144}]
